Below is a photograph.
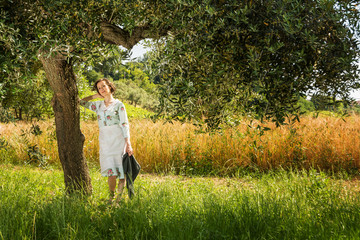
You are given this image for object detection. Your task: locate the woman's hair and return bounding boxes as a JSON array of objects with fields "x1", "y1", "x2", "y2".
[{"x1": 93, "y1": 78, "x2": 116, "y2": 94}]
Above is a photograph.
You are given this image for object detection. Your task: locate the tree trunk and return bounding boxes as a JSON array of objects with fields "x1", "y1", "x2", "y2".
[{"x1": 40, "y1": 53, "x2": 92, "y2": 195}]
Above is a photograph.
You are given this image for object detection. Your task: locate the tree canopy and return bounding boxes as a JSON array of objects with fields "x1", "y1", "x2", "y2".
[
  {"x1": 2, "y1": 0, "x2": 359, "y2": 128},
  {"x1": 146, "y1": 0, "x2": 360, "y2": 128}
]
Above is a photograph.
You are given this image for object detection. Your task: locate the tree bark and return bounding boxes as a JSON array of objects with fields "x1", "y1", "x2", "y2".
[
  {"x1": 100, "y1": 22, "x2": 169, "y2": 49},
  {"x1": 40, "y1": 53, "x2": 92, "y2": 195}
]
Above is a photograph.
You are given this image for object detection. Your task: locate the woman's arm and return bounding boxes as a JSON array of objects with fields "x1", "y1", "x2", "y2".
[
  {"x1": 117, "y1": 103, "x2": 133, "y2": 156},
  {"x1": 79, "y1": 94, "x2": 103, "y2": 111}
]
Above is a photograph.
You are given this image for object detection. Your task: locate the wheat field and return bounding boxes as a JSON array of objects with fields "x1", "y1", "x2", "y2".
[{"x1": 1, "y1": 114, "x2": 360, "y2": 175}]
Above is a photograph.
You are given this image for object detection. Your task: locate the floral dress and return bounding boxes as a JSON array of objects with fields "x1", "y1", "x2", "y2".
[{"x1": 80, "y1": 99, "x2": 130, "y2": 179}]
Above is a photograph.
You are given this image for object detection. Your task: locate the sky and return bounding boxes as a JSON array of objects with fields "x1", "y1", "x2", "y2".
[{"x1": 130, "y1": 42, "x2": 149, "y2": 59}]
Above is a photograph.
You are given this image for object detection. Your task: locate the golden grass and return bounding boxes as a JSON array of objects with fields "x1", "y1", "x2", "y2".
[{"x1": 1, "y1": 114, "x2": 360, "y2": 175}]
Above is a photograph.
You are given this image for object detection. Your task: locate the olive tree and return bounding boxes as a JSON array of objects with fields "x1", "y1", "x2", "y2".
[{"x1": 2, "y1": 0, "x2": 169, "y2": 194}]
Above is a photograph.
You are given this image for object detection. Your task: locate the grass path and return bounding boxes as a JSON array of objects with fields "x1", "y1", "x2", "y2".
[{"x1": 1, "y1": 165, "x2": 360, "y2": 239}]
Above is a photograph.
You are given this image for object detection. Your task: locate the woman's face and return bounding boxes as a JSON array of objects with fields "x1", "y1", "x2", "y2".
[{"x1": 97, "y1": 81, "x2": 111, "y2": 97}]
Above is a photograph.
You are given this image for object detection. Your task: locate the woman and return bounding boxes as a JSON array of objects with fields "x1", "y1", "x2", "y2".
[{"x1": 80, "y1": 78, "x2": 133, "y2": 204}]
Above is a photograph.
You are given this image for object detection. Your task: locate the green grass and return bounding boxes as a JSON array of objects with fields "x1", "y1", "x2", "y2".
[{"x1": 1, "y1": 165, "x2": 360, "y2": 239}]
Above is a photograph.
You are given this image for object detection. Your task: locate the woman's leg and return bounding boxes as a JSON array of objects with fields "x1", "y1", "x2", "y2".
[
  {"x1": 108, "y1": 176, "x2": 117, "y2": 202},
  {"x1": 116, "y1": 178, "x2": 125, "y2": 203},
  {"x1": 118, "y1": 178, "x2": 125, "y2": 194}
]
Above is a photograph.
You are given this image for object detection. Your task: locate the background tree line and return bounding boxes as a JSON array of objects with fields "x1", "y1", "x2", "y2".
[{"x1": 0, "y1": 48, "x2": 161, "y2": 122}]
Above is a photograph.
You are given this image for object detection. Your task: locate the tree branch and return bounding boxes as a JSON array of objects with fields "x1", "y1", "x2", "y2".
[{"x1": 100, "y1": 22, "x2": 169, "y2": 49}]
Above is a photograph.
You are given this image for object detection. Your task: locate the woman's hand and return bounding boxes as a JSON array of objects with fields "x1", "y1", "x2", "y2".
[
  {"x1": 93, "y1": 93, "x2": 103, "y2": 99},
  {"x1": 125, "y1": 142, "x2": 133, "y2": 156},
  {"x1": 80, "y1": 93, "x2": 103, "y2": 102}
]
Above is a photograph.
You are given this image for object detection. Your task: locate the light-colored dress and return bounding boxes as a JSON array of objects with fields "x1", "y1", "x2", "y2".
[{"x1": 80, "y1": 99, "x2": 130, "y2": 179}]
